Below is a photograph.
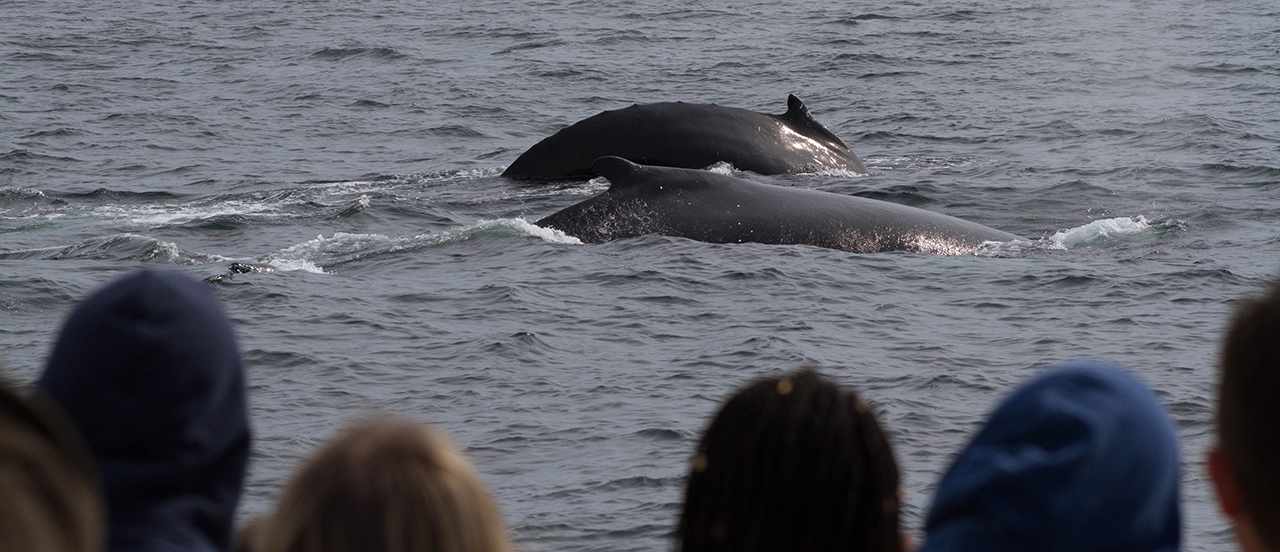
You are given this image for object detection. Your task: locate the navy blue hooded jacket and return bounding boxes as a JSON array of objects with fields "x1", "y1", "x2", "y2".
[
  {"x1": 39, "y1": 269, "x2": 250, "y2": 552},
  {"x1": 921, "y1": 361, "x2": 1182, "y2": 552}
]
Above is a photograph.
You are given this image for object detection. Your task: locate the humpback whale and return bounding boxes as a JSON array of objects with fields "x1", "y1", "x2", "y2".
[
  {"x1": 504, "y1": 95, "x2": 863, "y2": 180},
  {"x1": 537, "y1": 157, "x2": 1020, "y2": 254}
]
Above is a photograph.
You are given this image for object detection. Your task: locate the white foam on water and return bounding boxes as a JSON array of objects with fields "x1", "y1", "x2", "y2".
[
  {"x1": 428, "y1": 167, "x2": 504, "y2": 181},
  {"x1": 265, "y1": 258, "x2": 326, "y2": 274},
  {"x1": 811, "y1": 167, "x2": 867, "y2": 177},
  {"x1": 702, "y1": 161, "x2": 862, "y2": 178},
  {"x1": 975, "y1": 215, "x2": 1155, "y2": 257},
  {"x1": 263, "y1": 232, "x2": 394, "y2": 274},
  {"x1": 93, "y1": 199, "x2": 290, "y2": 226},
  {"x1": 704, "y1": 161, "x2": 739, "y2": 175},
  {"x1": 572, "y1": 176, "x2": 612, "y2": 195},
  {"x1": 0, "y1": 232, "x2": 220, "y2": 264},
  {"x1": 864, "y1": 155, "x2": 971, "y2": 172},
  {"x1": 0, "y1": 212, "x2": 65, "y2": 221},
  {"x1": 141, "y1": 239, "x2": 182, "y2": 262},
  {"x1": 0, "y1": 186, "x2": 48, "y2": 200},
  {"x1": 1049, "y1": 215, "x2": 1152, "y2": 249},
  {"x1": 410, "y1": 218, "x2": 582, "y2": 246},
  {"x1": 312, "y1": 180, "x2": 381, "y2": 195},
  {"x1": 317, "y1": 167, "x2": 504, "y2": 195},
  {"x1": 491, "y1": 218, "x2": 583, "y2": 245},
  {"x1": 253, "y1": 219, "x2": 580, "y2": 275}
]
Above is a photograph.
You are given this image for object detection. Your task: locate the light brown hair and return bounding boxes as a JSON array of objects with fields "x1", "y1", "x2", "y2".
[
  {"x1": 254, "y1": 417, "x2": 512, "y2": 552},
  {"x1": 0, "y1": 382, "x2": 104, "y2": 552}
]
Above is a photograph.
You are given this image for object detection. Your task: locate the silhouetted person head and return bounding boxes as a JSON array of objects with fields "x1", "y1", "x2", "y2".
[
  {"x1": 677, "y1": 369, "x2": 903, "y2": 552},
  {"x1": 1212, "y1": 282, "x2": 1280, "y2": 552},
  {"x1": 255, "y1": 416, "x2": 513, "y2": 552},
  {"x1": 38, "y1": 269, "x2": 250, "y2": 552},
  {"x1": 921, "y1": 361, "x2": 1181, "y2": 552},
  {"x1": 0, "y1": 377, "x2": 104, "y2": 552}
]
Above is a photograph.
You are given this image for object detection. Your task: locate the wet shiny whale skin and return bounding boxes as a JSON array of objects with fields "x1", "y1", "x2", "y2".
[
  {"x1": 503, "y1": 95, "x2": 864, "y2": 180},
  {"x1": 538, "y1": 157, "x2": 1019, "y2": 253}
]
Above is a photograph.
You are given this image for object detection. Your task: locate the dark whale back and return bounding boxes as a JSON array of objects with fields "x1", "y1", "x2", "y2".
[
  {"x1": 538, "y1": 157, "x2": 1019, "y2": 253},
  {"x1": 503, "y1": 95, "x2": 862, "y2": 180}
]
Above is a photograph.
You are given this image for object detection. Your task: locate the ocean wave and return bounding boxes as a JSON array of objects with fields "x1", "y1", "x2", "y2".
[
  {"x1": 313, "y1": 167, "x2": 504, "y2": 193},
  {"x1": 19, "y1": 128, "x2": 82, "y2": 139},
  {"x1": 263, "y1": 258, "x2": 327, "y2": 274},
  {"x1": 0, "y1": 233, "x2": 216, "y2": 264},
  {"x1": 426, "y1": 124, "x2": 488, "y2": 138},
  {"x1": 0, "y1": 149, "x2": 82, "y2": 164},
  {"x1": 309, "y1": 46, "x2": 406, "y2": 61},
  {"x1": 863, "y1": 154, "x2": 974, "y2": 171},
  {"x1": 174, "y1": 213, "x2": 253, "y2": 230},
  {"x1": 91, "y1": 198, "x2": 295, "y2": 227},
  {"x1": 399, "y1": 218, "x2": 582, "y2": 250},
  {"x1": 857, "y1": 71, "x2": 925, "y2": 79},
  {"x1": 248, "y1": 219, "x2": 580, "y2": 275},
  {"x1": 349, "y1": 98, "x2": 391, "y2": 108},
  {"x1": 810, "y1": 166, "x2": 867, "y2": 177},
  {"x1": 491, "y1": 38, "x2": 566, "y2": 55},
  {"x1": 0, "y1": 186, "x2": 48, "y2": 202},
  {"x1": 977, "y1": 216, "x2": 1157, "y2": 256},
  {"x1": 39, "y1": 172, "x2": 501, "y2": 229},
  {"x1": 855, "y1": 130, "x2": 988, "y2": 144},
  {"x1": 1173, "y1": 63, "x2": 1263, "y2": 75},
  {"x1": 1049, "y1": 215, "x2": 1153, "y2": 248},
  {"x1": 59, "y1": 188, "x2": 183, "y2": 200},
  {"x1": 268, "y1": 231, "x2": 395, "y2": 272},
  {"x1": 845, "y1": 13, "x2": 902, "y2": 21},
  {"x1": 332, "y1": 195, "x2": 371, "y2": 218}
]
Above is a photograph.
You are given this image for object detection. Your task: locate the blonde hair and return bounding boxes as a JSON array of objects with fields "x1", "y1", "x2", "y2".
[{"x1": 255, "y1": 417, "x2": 512, "y2": 552}]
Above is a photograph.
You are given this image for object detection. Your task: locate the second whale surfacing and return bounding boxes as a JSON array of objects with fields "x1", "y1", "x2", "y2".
[
  {"x1": 537, "y1": 157, "x2": 1021, "y2": 254},
  {"x1": 503, "y1": 95, "x2": 864, "y2": 180}
]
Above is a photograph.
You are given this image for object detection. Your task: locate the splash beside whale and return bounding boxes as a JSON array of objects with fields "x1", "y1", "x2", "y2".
[
  {"x1": 536, "y1": 157, "x2": 1020, "y2": 254},
  {"x1": 503, "y1": 95, "x2": 864, "y2": 180}
]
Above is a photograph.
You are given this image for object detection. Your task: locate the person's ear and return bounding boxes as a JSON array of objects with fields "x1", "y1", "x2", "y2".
[{"x1": 1209, "y1": 446, "x2": 1243, "y2": 519}]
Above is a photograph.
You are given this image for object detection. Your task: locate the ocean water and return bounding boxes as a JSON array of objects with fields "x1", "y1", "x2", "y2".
[{"x1": 3, "y1": 0, "x2": 1279, "y2": 550}]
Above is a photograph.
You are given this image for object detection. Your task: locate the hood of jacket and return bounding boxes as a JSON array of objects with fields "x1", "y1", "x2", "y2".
[
  {"x1": 921, "y1": 360, "x2": 1181, "y2": 552},
  {"x1": 39, "y1": 269, "x2": 250, "y2": 552}
]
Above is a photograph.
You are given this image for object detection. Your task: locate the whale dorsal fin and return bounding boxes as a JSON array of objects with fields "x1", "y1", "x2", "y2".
[
  {"x1": 784, "y1": 94, "x2": 809, "y2": 119},
  {"x1": 781, "y1": 94, "x2": 850, "y2": 150},
  {"x1": 592, "y1": 156, "x2": 645, "y2": 190}
]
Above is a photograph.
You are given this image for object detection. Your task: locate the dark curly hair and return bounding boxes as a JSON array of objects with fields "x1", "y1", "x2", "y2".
[{"x1": 677, "y1": 369, "x2": 902, "y2": 552}]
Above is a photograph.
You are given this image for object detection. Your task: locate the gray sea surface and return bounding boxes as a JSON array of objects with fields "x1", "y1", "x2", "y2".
[{"x1": 3, "y1": 1, "x2": 1279, "y2": 550}]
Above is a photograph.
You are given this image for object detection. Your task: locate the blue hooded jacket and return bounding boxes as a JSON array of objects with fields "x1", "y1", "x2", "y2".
[
  {"x1": 921, "y1": 361, "x2": 1182, "y2": 552},
  {"x1": 38, "y1": 269, "x2": 250, "y2": 552}
]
